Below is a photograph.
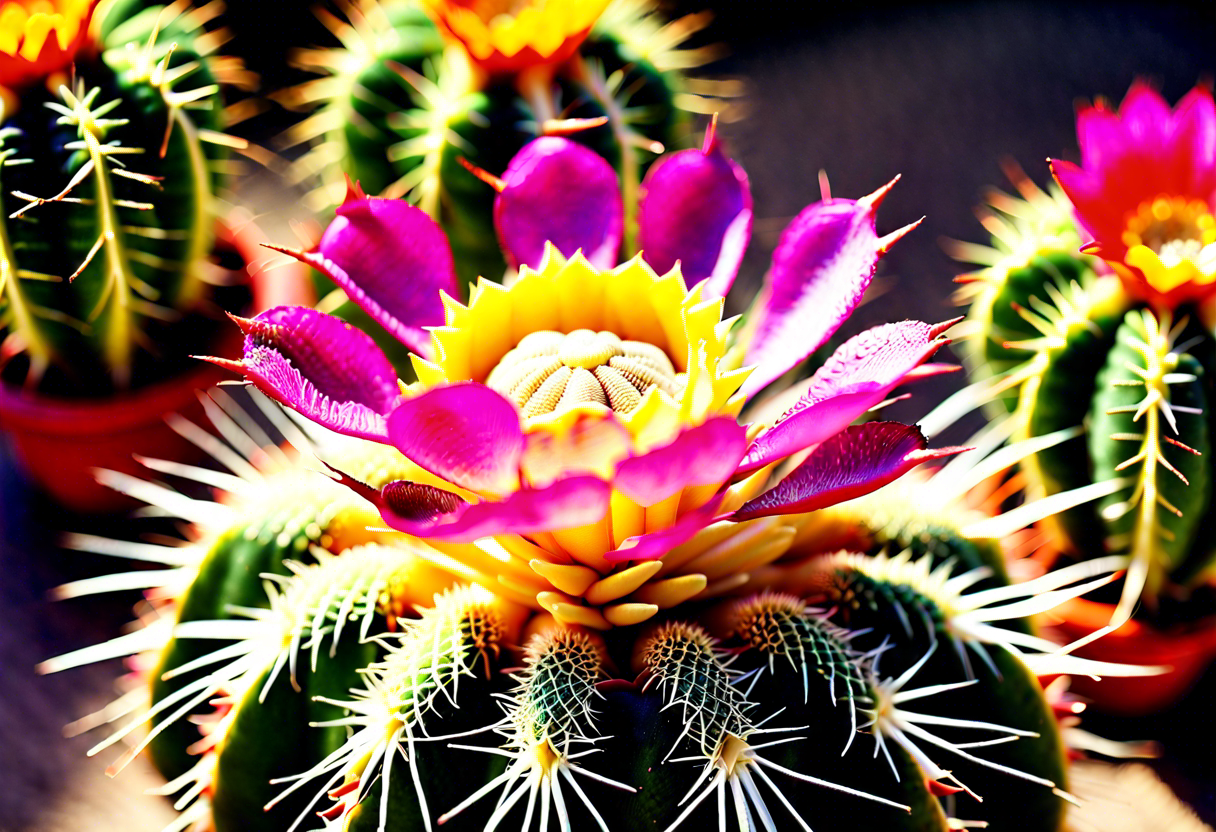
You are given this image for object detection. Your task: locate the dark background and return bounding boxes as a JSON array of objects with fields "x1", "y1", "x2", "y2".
[{"x1": 2, "y1": 1, "x2": 1215, "y2": 829}]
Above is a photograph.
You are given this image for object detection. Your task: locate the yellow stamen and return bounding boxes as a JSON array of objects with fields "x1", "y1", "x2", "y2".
[{"x1": 1120, "y1": 194, "x2": 1216, "y2": 295}]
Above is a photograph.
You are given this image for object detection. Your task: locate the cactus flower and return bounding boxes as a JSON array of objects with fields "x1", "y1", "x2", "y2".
[
  {"x1": 0, "y1": 0, "x2": 97, "y2": 91},
  {"x1": 216, "y1": 125, "x2": 965, "y2": 630},
  {"x1": 1049, "y1": 82, "x2": 1216, "y2": 309},
  {"x1": 419, "y1": 0, "x2": 611, "y2": 75}
]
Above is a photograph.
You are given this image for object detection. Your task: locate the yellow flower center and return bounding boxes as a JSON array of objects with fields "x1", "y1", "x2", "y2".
[
  {"x1": 420, "y1": 0, "x2": 609, "y2": 72},
  {"x1": 1120, "y1": 195, "x2": 1216, "y2": 295},
  {"x1": 485, "y1": 328, "x2": 683, "y2": 418},
  {"x1": 0, "y1": 0, "x2": 91, "y2": 59}
]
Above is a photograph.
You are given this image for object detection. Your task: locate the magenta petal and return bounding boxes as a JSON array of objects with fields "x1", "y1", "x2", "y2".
[
  {"x1": 738, "y1": 320, "x2": 950, "y2": 474},
  {"x1": 232, "y1": 306, "x2": 399, "y2": 441},
  {"x1": 379, "y1": 476, "x2": 611, "y2": 543},
  {"x1": 285, "y1": 196, "x2": 457, "y2": 355},
  {"x1": 732, "y1": 422, "x2": 966, "y2": 521},
  {"x1": 614, "y1": 417, "x2": 749, "y2": 507},
  {"x1": 494, "y1": 137, "x2": 623, "y2": 270},
  {"x1": 604, "y1": 492, "x2": 726, "y2": 563},
  {"x1": 741, "y1": 181, "x2": 917, "y2": 399},
  {"x1": 637, "y1": 126, "x2": 753, "y2": 298},
  {"x1": 387, "y1": 383, "x2": 524, "y2": 494}
]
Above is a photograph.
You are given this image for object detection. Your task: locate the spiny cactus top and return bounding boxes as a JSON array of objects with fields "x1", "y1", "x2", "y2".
[
  {"x1": 959, "y1": 81, "x2": 1216, "y2": 635},
  {"x1": 281, "y1": 0, "x2": 726, "y2": 287},
  {"x1": 211, "y1": 124, "x2": 971, "y2": 630},
  {"x1": 0, "y1": 1, "x2": 247, "y2": 392}
]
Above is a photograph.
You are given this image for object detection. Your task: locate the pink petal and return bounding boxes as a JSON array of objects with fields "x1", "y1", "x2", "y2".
[
  {"x1": 604, "y1": 492, "x2": 726, "y2": 562},
  {"x1": 1172, "y1": 86, "x2": 1216, "y2": 197},
  {"x1": 387, "y1": 383, "x2": 524, "y2": 495},
  {"x1": 737, "y1": 320, "x2": 953, "y2": 475},
  {"x1": 740, "y1": 178, "x2": 920, "y2": 399},
  {"x1": 494, "y1": 137, "x2": 623, "y2": 270},
  {"x1": 1049, "y1": 158, "x2": 1124, "y2": 251},
  {"x1": 614, "y1": 417, "x2": 749, "y2": 507},
  {"x1": 1076, "y1": 103, "x2": 1125, "y2": 172},
  {"x1": 378, "y1": 476, "x2": 611, "y2": 543},
  {"x1": 637, "y1": 119, "x2": 753, "y2": 298},
  {"x1": 732, "y1": 422, "x2": 966, "y2": 521},
  {"x1": 1118, "y1": 81, "x2": 1172, "y2": 152},
  {"x1": 222, "y1": 306, "x2": 399, "y2": 441},
  {"x1": 276, "y1": 192, "x2": 457, "y2": 356}
]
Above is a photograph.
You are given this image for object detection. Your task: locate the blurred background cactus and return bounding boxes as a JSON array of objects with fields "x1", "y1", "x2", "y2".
[
  {"x1": 957, "y1": 83, "x2": 1216, "y2": 653},
  {"x1": 277, "y1": 0, "x2": 733, "y2": 296},
  {"x1": 0, "y1": 0, "x2": 253, "y2": 394}
]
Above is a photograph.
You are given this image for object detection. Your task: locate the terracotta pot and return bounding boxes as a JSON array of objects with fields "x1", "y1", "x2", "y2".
[
  {"x1": 1049, "y1": 596, "x2": 1216, "y2": 715},
  {"x1": 0, "y1": 216, "x2": 313, "y2": 513}
]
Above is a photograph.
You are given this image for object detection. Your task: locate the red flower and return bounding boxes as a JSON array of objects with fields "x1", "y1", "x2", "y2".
[{"x1": 1050, "y1": 81, "x2": 1216, "y2": 309}]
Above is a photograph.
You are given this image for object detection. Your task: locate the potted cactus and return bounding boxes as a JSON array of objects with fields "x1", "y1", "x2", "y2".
[
  {"x1": 957, "y1": 81, "x2": 1216, "y2": 712},
  {"x1": 0, "y1": 0, "x2": 310, "y2": 511}
]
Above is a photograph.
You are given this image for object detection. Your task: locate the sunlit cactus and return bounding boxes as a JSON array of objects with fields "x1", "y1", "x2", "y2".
[
  {"x1": 40, "y1": 108, "x2": 1162, "y2": 831},
  {"x1": 956, "y1": 82, "x2": 1216, "y2": 637},
  {"x1": 278, "y1": 0, "x2": 731, "y2": 290},
  {"x1": 0, "y1": 0, "x2": 252, "y2": 392}
]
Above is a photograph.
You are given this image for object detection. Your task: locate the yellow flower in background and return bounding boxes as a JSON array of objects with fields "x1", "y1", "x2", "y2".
[
  {"x1": 420, "y1": 0, "x2": 610, "y2": 75},
  {"x1": 0, "y1": 0, "x2": 97, "y2": 90}
]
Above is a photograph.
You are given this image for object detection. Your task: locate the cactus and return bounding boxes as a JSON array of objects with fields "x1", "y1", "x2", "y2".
[
  {"x1": 0, "y1": 1, "x2": 250, "y2": 393},
  {"x1": 40, "y1": 119, "x2": 1167, "y2": 831},
  {"x1": 279, "y1": 0, "x2": 729, "y2": 300},
  {"x1": 957, "y1": 83, "x2": 1216, "y2": 634},
  {"x1": 42, "y1": 403, "x2": 1141, "y2": 831}
]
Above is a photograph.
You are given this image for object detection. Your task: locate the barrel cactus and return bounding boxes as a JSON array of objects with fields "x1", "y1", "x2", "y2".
[
  {"x1": 0, "y1": 0, "x2": 249, "y2": 392},
  {"x1": 41, "y1": 394, "x2": 1142, "y2": 832},
  {"x1": 41, "y1": 127, "x2": 1155, "y2": 831},
  {"x1": 958, "y1": 82, "x2": 1216, "y2": 637},
  {"x1": 279, "y1": 0, "x2": 727, "y2": 293}
]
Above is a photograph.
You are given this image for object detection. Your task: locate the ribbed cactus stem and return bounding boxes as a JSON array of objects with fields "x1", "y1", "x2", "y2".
[
  {"x1": 0, "y1": 142, "x2": 56, "y2": 384},
  {"x1": 57, "y1": 85, "x2": 146, "y2": 387}
]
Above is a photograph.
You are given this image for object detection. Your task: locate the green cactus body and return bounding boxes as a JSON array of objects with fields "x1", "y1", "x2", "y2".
[
  {"x1": 166, "y1": 544, "x2": 440, "y2": 829},
  {"x1": 43, "y1": 398, "x2": 1090, "y2": 832},
  {"x1": 720, "y1": 594, "x2": 951, "y2": 831},
  {"x1": 818, "y1": 553, "x2": 1070, "y2": 831},
  {"x1": 211, "y1": 631, "x2": 381, "y2": 831},
  {"x1": 963, "y1": 178, "x2": 1216, "y2": 617},
  {"x1": 146, "y1": 484, "x2": 387, "y2": 781},
  {"x1": 0, "y1": 4, "x2": 235, "y2": 392}
]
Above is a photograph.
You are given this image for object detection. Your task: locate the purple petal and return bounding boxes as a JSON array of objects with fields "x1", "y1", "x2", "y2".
[
  {"x1": 737, "y1": 319, "x2": 953, "y2": 475},
  {"x1": 740, "y1": 178, "x2": 920, "y2": 399},
  {"x1": 732, "y1": 422, "x2": 966, "y2": 521},
  {"x1": 378, "y1": 476, "x2": 611, "y2": 543},
  {"x1": 604, "y1": 492, "x2": 726, "y2": 563},
  {"x1": 387, "y1": 383, "x2": 524, "y2": 495},
  {"x1": 225, "y1": 306, "x2": 399, "y2": 441},
  {"x1": 494, "y1": 137, "x2": 623, "y2": 270},
  {"x1": 637, "y1": 121, "x2": 753, "y2": 298},
  {"x1": 614, "y1": 417, "x2": 749, "y2": 507},
  {"x1": 276, "y1": 193, "x2": 457, "y2": 355}
]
